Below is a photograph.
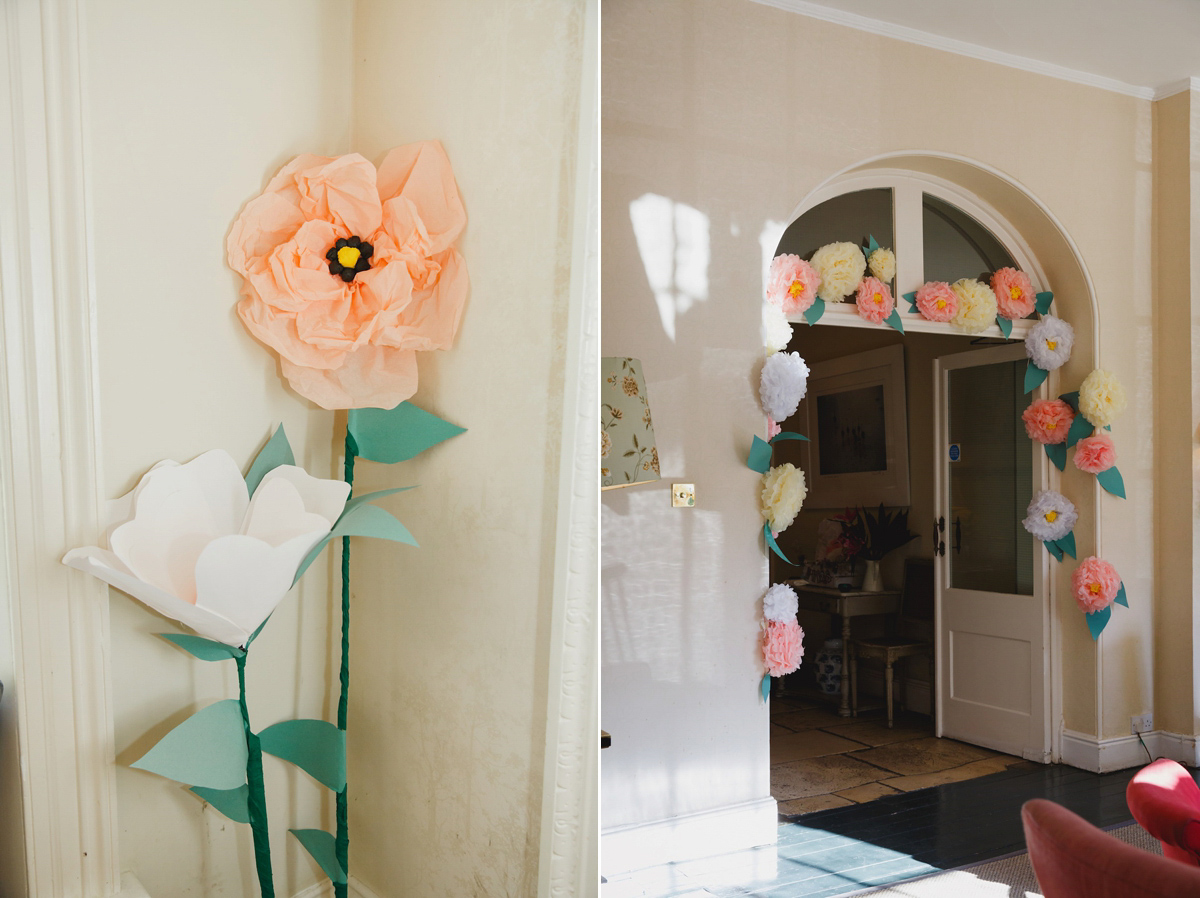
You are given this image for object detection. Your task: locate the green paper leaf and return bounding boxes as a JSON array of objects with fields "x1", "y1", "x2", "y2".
[
  {"x1": 157, "y1": 633, "x2": 244, "y2": 662},
  {"x1": 1035, "y1": 291, "x2": 1054, "y2": 315},
  {"x1": 340, "y1": 485, "x2": 417, "y2": 518},
  {"x1": 293, "y1": 501, "x2": 419, "y2": 583},
  {"x1": 770, "y1": 432, "x2": 809, "y2": 443},
  {"x1": 760, "y1": 673, "x2": 771, "y2": 703},
  {"x1": 996, "y1": 316, "x2": 1013, "y2": 338},
  {"x1": 1044, "y1": 539, "x2": 1064, "y2": 562},
  {"x1": 131, "y1": 700, "x2": 247, "y2": 789},
  {"x1": 260, "y1": 719, "x2": 346, "y2": 792},
  {"x1": 1097, "y1": 466, "x2": 1126, "y2": 499},
  {"x1": 190, "y1": 785, "x2": 250, "y2": 824},
  {"x1": 1059, "y1": 530, "x2": 1077, "y2": 559},
  {"x1": 1059, "y1": 391, "x2": 1080, "y2": 411},
  {"x1": 902, "y1": 290, "x2": 918, "y2": 313},
  {"x1": 1105, "y1": 425, "x2": 1112, "y2": 431},
  {"x1": 1044, "y1": 443, "x2": 1067, "y2": 471},
  {"x1": 884, "y1": 308, "x2": 905, "y2": 334},
  {"x1": 1024, "y1": 361, "x2": 1049, "y2": 394},
  {"x1": 866, "y1": 235, "x2": 880, "y2": 256},
  {"x1": 245, "y1": 425, "x2": 295, "y2": 497},
  {"x1": 746, "y1": 436, "x2": 772, "y2": 474},
  {"x1": 1115, "y1": 582, "x2": 1129, "y2": 608},
  {"x1": 1085, "y1": 604, "x2": 1111, "y2": 641},
  {"x1": 347, "y1": 402, "x2": 465, "y2": 465},
  {"x1": 803, "y1": 298, "x2": 825, "y2": 325},
  {"x1": 764, "y1": 523, "x2": 795, "y2": 565},
  {"x1": 290, "y1": 829, "x2": 347, "y2": 885},
  {"x1": 1066, "y1": 412, "x2": 1093, "y2": 448}
]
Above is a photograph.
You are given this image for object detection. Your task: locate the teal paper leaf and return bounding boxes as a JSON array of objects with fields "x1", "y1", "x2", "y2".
[
  {"x1": 1059, "y1": 391, "x2": 1080, "y2": 411},
  {"x1": 245, "y1": 425, "x2": 295, "y2": 497},
  {"x1": 1035, "y1": 291, "x2": 1054, "y2": 315},
  {"x1": 1024, "y1": 361, "x2": 1049, "y2": 394},
  {"x1": 259, "y1": 719, "x2": 346, "y2": 792},
  {"x1": 1044, "y1": 443, "x2": 1067, "y2": 471},
  {"x1": 884, "y1": 308, "x2": 905, "y2": 334},
  {"x1": 996, "y1": 316, "x2": 1013, "y2": 338},
  {"x1": 760, "y1": 673, "x2": 771, "y2": 703},
  {"x1": 1085, "y1": 604, "x2": 1111, "y2": 641},
  {"x1": 158, "y1": 633, "x2": 244, "y2": 662},
  {"x1": 764, "y1": 523, "x2": 795, "y2": 565},
  {"x1": 902, "y1": 290, "x2": 918, "y2": 313},
  {"x1": 291, "y1": 829, "x2": 347, "y2": 885},
  {"x1": 347, "y1": 402, "x2": 466, "y2": 465},
  {"x1": 339, "y1": 485, "x2": 417, "y2": 518},
  {"x1": 770, "y1": 432, "x2": 809, "y2": 444},
  {"x1": 1096, "y1": 466, "x2": 1126, "y2": 499},
  {"x1": 1044, "y1": 540, "x2": 1064, "y2": 562},
  {"x1": 293, "y1": 501, "x2": 419, "y2": 583},
  {"x1": 1115, "y1": 582, "x2": 1129, "y2": 608},
  {"x1": 1059, "y1": 530, "x2": 1077, "y2": 559},
  {"x1": 746, "y1": 436, "x2": 772, "y2": 474},
  {"x1": 803, "y1": 298, "x2": 825, "y2": 325},
  {"x1": 190, "y1": 785, "x2": 250, "y2": 824},
  {"x1": 1066, "y1": 412, "x2": 1093, "y2": 448},
  {"x1": 131, "y1": 700, "x2": 248, "y2": 789},
  {"x1": 866, "y1": 235, "x2": 880, "y2": 256},
  {"x1": 1105, "y1": 425, "x2": 1112, "y2": 432}
]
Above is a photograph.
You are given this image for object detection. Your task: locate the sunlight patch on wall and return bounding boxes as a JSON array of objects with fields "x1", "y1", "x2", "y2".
[
  {"x1": 630, "y1": 194, "x2": 710, "y2": 342},
  {"x1": 759, "y1": 219, "x2": 787, "y2": 299}
]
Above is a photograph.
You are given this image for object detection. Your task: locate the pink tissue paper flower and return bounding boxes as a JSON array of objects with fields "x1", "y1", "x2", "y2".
[
  {"x1": 767, "y1": 254, "x2": 821, "y2": 316},
  {"x1": 767, "y1": 417, "x2": 782, "y2": 439},
  {"x1": 915, "y1": 282, "x2": 957, "y2": 322},
  {"x1": 992, "y1": 267, "x2": 1036, "y2": 320},
  {"x1": 1073, "y1": 434, "x2": 1117, "y2": 474},
  {"x1": 763, "y1": 619, "x2": 805, "y2": 676},
  {"x1": 855, "y1": 276, "x2": 894, "y2": 324},
  {"x1": 1022, "y1": 399, "x2": 1074, "y2": 445},
  {"x1": 1071, "y1": 557, "x2": 1121, "y2": 613}
]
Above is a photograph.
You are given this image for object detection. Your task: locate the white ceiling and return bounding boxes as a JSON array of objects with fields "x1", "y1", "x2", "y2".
[{"x1": 757, "y1": 0, "x2": 1200, "y2": 98}]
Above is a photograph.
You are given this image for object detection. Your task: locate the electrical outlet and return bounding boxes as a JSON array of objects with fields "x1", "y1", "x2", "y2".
[
  {"x1": 1131, "y1": 714, "x2": 1153, "y2": 734},
  {"x1": 672, "y1": 483, "x2": 695, "y2": 507}
]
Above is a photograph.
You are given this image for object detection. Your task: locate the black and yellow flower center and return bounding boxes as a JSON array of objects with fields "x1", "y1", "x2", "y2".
[{"x1": 326, "y1": 236, "x2": 373, "y2": 283}]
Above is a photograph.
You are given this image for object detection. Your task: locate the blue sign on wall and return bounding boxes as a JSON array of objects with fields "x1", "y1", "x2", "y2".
[{"x1": 948, "y1": 443, "x2": 961, "y2": 462}]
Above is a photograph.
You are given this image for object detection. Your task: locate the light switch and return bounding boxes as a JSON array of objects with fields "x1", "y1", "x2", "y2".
[{"x1": 672, "y1": 483, "x2": 695, "y2": 507}]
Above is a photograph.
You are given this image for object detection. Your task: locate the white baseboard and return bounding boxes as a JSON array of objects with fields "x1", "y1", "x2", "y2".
[
  {"x1": 1061, "y1": 729, "x2": 1200, "y2": 773},
  {"x1": 290, "y1": 876, "x2": 378, "y2": 898},
  {"x1": 601, "y1": 797, "x2": 778, "y2": 877}
]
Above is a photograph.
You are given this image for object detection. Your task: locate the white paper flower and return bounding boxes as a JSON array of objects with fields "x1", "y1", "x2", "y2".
[
  {"x1": 1022, "y1": 489, "x2": 1077, "y2": 542},
  {"x1": 951, "y1": 278, "x2": 998, "y2": 334},
  {"x1": 761, "y1": 463, "x2": 807, "y2": 533},
  {"x1": 1079, "y1": 368, "x2": 1127, "y2": 428},
  {"x1": 762, "y1": 583, "x2": 799, "y2": 623},
  {"x1": 762, "y1": 303, "x2": 794, "y2": 354},
  {"x1": 811, "y1": 242, "x2": 866, "y2": 302},
  {"x1": 1025, "y1": 315, "x2": 1074, "y2": 371},
  {"x1": 760, "y1": 351, "x2": 809, "y2": 422},
  {"x1": 867, "y1": 247, "x2": 896, "y2": 283},
  {"x1": 63, "y1": 449, "x2": 350, "y2": 647}
]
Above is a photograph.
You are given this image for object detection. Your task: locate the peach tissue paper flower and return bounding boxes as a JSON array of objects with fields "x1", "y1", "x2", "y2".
[
  {"x1": 1022, "y1": 398, "x2": 1074, "y2": 445},
  {"x1": 768, "y1": 254, "x2": 821, "y2": 316},
  {"x1": 763, "y1": 619, "x2": 805, "y2": 676},
  {"x1": 992, "y1": 267, "x2": 1036, "y2": 320},
  {"x1": 1071, "y1": 557, "x2": 1121, "y2": 613},
  {"x1": 1074, "y1": 434, "x2": 1117, "y2": 474},
  {"x1": 855, "y1": 276, "x2": 894, "y2": 324},
  {"x1": 915, "y1": 282, "x2": 957, "y2": 322},
  {"x1": 228, "y1": 142, "x2": 468, "y2": 409}
]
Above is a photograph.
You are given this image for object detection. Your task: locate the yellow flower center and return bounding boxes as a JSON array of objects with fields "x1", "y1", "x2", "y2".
[
  {"x1": 1046, "y1": 421, "x2": 1056, "y2": 429},
  {"x1": 936, "y1": 299, "x2": 946, "y2": 309},
  {"x1": 337, "y1": 246, "x2": 362, "y2": 268},
  {"x1": 1045, "y1": 511, "x2": 1058, "y2": 523},
  {"x1": 1089, "y1": 583, "x2": 1102, "y2": 595},
  {"x1": 1046, "y1": 339, "x2": 1057, "y2": 351},
  {"x1": 1010, "y1": 286, "x2": 1022, "y2": 300},
  {"x1": 873, "y1": 292, "x2": 883, "y2": 304},
  {"x1": 789, "y1": 280, "x2": 805, "y2": 298}
]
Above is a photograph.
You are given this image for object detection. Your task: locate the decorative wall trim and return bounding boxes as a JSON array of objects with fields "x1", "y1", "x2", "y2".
[
  {"x1": 601, "y1": 798, "x2": 779, "y2": 877},
  {"x1": 1061, "y1": 729, "x2": 1200, "y2": 773},
  {"x1": 750, "y1": 0, "x2": 1156, "y2": 101},
  {"x1": 0, "y1": 1, "x2": 122, "y2": 896},
  {"x1": 1152, "y1": 77, "x2": 1200, "y2": 101}
]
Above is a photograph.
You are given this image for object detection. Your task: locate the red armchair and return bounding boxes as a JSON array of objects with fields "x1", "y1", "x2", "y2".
[
  {"x1": 1126, "y1": 758, "x2": 1200, "y2": 865},
  {"x1": 1022, "y1": 798, "x2": 1200, "y2": 898}
]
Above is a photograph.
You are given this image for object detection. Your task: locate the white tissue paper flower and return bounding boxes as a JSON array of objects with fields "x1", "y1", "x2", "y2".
[
  {"x1": 63, "y1": 449, "x2": 350, "y2": 647},
  {"x1": 811, "y1": 242, "x2": 866, "y2": 302},
  {"x1": 761, "y1": 464, "x2": 807, "y2": 533},
  {"x1": 951, "y1": 278, "x2": 998, "y2": 334},
  {"x1": 760, "y1": 351, "x2": 810, "y2": 422},
  {"x1": 763, "y1": 303, "x2": 794, "y2": 354},
  {"x1": 1022, "y1": 489, "x2": 1077, "y2": 542},
  {"x1": 762, "y1": 583, "x2": 799, "y2": 623},
  {"x1": 867, "y1": 247, "x2": 896, "y2": 283},
  {"x1": 1025, "y1": 315, "x2": 1075, "y2": 371}
]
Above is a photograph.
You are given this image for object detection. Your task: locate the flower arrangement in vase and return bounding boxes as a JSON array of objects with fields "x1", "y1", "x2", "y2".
[{"x1": 840, "y1": 505, "x2": 917, "y2": 591}]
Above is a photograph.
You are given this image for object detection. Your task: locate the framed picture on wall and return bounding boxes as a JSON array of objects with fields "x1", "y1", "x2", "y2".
[{"x1": 801, "y1": 344, "x2": 910, "y2": 508}]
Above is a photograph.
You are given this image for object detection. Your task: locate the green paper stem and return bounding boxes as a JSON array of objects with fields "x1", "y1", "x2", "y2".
[
  {"x1": 764, "y1": 523, "x2": 795, "y2": 565},
  {"x1": 237, "y1": 653, "x2": 275, "y2": 897},
  {"x1": 335, "y1": 431, "x2": 354, "y2": 898}
]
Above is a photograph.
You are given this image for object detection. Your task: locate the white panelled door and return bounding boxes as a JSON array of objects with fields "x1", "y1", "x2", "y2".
[{"x1": 934, "y1": 343, "x2": 1050, "y2": 761}]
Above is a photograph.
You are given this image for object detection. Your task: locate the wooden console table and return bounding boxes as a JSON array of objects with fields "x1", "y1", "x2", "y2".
[{"x1": 785, "y1": 582, "x2": 902, "y2": 717}]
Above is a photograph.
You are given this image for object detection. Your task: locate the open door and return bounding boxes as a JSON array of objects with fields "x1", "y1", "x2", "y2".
[{"x1": 934, "y1": 342, "x2": 1050, "y2": 761}]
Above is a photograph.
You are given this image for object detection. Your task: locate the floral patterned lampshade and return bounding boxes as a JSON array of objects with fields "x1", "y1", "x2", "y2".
[{"x1": 601, "y1": 357, "x2": 659, "y2": 490}]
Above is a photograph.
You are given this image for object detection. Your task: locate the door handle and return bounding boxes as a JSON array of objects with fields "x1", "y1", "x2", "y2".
[
  {"x1": 933, "y1": 517, "x2": 945, "y2": 556},
  {"x1": 953, "y1": 517, "x2": 962, "y2": 554}
]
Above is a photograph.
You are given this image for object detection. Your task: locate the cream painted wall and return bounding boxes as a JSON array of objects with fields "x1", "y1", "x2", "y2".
[
  {"x1": 348, "y1": 2, "x2": 585, "y2": 896},
  {"x1": 86, "y1": 2, "x2": 351, "y2": 895},
  {"x1": 603, "y1": 0, "x2": 1157, "y2": 852}
]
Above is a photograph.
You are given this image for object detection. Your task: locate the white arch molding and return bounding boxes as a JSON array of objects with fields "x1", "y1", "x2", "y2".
[{"x1": 774, "y1": 152, "x2": 1106, "y2": 763}]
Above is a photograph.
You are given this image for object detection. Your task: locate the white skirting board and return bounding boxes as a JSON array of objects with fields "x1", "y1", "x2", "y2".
[
  {"x1": 1061, "y1": 729, "x2": 1200, "y2": 773},
  {"x1": 601, "y1": 797, "x2": 778, "y2": 877},
  {"x1": 269, "y1": 875, "x2": 379, "y2": 898}
]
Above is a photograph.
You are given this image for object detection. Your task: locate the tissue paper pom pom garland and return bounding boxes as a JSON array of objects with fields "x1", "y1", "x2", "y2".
[
  {"x1": 1078, "y1": 369, "x2": 1127, "y2": 428},
  {"x1": 759, "y1": 352, "x2": 810, "y2": 422},
  {"x1": 768, "y1": 254, "x2": 821, "y2": 315},
  {"x1": 1074, "y1": 434, "x2": 1117, "y2": 474},
  {"x1": 1022, "y1": 398, "x2": 1074, "y2": 444},
  {"x1": 867, "y1": 247, "x2": 896, "y2": 283},
  {"x1": 763, "y1": 619, "x2": 805, "y2": 676},
  {"x1": 763, "y1": 583, "x2": 799, "y2": 623},
  {"x1": 1071, "y1": 557, "x2": 1121, "y2": 613},
  {"x1": 811, "y1": 242, "x2": 866, "y2": 302},
  {"x1": 1022, "y1": 490, "x2": 1077, "y2": 542},
  {"x1": 992, "y1": 267, "x2": 1036, "y2": 320},
  {"x1": 762, "y1": 303, "x2": 794, "y2": 354},
  {"x1": 950, "y1": 278, "x2": 998, "y2": 333},
  {"x1": 855, "y1": 277, "x2": 894, "y2": 324},
  {"x1": 1025, "y1": 315, "x2": 1074, "y2": 371},
  {"x1": 761, "y1": 464, "x2": 806, "y2": 533},
  {"x1": 915, "y1": 282, "x2": 957, "y2": 322}
]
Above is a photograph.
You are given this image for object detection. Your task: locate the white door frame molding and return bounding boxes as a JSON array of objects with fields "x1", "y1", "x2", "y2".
[{"x1": 0, "y1": 0, "x2": 123, "y2": 895}]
